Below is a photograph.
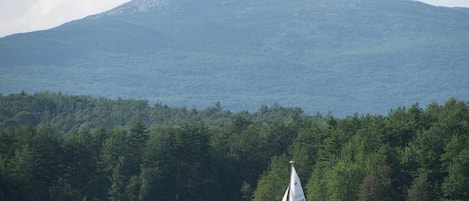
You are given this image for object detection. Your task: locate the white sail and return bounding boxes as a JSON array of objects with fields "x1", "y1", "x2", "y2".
[
  {"x1": 282, "y1": 185, "x2": 289, "y2": 201},
  {"x1": 282, "y1": 161, "x2": 306, "y2": 201},
  {"x1": 289, "y1": 164, "x2": 306, "y2": 201}
]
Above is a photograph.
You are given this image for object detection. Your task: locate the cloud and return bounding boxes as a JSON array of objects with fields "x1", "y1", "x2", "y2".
[
  {"x1": 0, "y1": 0, "x2": 36, "y2": 36},
  {"x1": 0, "y1": 0, "x2": 130, "y2": 37},
  {"x1": 417, "y1": 0, "x2": 469, "y2": 7}
]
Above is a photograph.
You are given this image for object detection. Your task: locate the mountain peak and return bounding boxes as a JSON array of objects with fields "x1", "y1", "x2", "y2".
[
  {"x1": 1, "y1": 0, "x2": 469, "y2": 116},
  {"x1": 131, "y1": 0, "x2": 168, "y2": 11},
  {"x1": 105, "y1": 0, "x2": 168, "y2": 15}
]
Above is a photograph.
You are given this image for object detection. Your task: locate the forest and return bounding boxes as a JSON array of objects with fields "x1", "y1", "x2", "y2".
[
  {"x1": 0, "y1": 92, "x2": 468, "y2": 201},
  {"x1": 2, "y1": 0, "x2": 469, "y2": 117}
]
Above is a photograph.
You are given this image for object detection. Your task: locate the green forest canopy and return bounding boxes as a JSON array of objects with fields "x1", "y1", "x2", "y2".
[{"x1": 0, "y1": 92, "x2": 468, "y2": 201}]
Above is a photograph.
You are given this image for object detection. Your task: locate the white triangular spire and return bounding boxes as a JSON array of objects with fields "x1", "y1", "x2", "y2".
[{"x1": 283, "y1": 161, "x2": 306, "y2": 201}]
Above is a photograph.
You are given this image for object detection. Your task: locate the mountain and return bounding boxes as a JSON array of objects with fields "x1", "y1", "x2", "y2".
[{"x1": 1, "y1": 0, "x2": 469, "y2": 116}]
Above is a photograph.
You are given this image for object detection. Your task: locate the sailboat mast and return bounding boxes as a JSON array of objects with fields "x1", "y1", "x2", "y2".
[{"x1": 289, "y1": 161, "x2": 295, "y2": 201}]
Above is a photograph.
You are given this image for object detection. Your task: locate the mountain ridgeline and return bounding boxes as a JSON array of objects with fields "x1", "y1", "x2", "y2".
[{"x1": 1, "y1": 0, "x2": 469, "y2": 116}]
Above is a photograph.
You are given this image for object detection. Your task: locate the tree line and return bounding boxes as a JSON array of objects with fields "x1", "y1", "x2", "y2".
[{"x1": 0, "y1": 92, "x2": 468, "y2": 201}]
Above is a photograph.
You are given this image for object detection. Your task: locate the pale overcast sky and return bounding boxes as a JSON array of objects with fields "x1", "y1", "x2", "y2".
[{"x1": 0, "y1": 0, "x2": 468, "y2": 37}]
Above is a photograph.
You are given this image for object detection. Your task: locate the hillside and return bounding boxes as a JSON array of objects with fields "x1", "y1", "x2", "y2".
[
  {"x1": 1, "y1": 93, "x2": 468, "y2": 201},
  {"x1": 1, "y1": 0, "x2": 469, "y2": 116}
]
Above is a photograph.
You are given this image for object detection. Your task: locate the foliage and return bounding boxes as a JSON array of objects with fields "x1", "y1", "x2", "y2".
[{"x1": 0, "y1": 93, "x2": 468, "y2": 201}]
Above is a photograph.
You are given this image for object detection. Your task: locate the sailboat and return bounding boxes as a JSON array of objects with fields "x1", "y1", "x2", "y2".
[{"x1": 282, "y1": 161, "x2": 306, "y2": 201}]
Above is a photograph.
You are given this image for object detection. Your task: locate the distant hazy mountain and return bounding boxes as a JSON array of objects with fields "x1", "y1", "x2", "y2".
[{"x1": 1, "y1": 0, "x2": 468, "y2": 116}]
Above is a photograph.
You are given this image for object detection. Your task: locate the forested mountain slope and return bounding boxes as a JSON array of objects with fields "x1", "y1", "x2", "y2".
[
  {"x1": 1, "y1": 92, "x2": 468, "y2": 201},
  {"x1": 1, "y1": 0, "x2": 468, "y2": 116}
]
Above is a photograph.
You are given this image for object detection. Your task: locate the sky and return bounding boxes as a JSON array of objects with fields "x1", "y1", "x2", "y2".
[{"x1": 1, "y1": 0, "x2": 469, "y2": 37}]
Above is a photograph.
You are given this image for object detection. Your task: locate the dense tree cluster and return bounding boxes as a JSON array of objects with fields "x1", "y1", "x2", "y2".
[{"x1": 0, "y1": 92, "x2": 468, "y2": 201}]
